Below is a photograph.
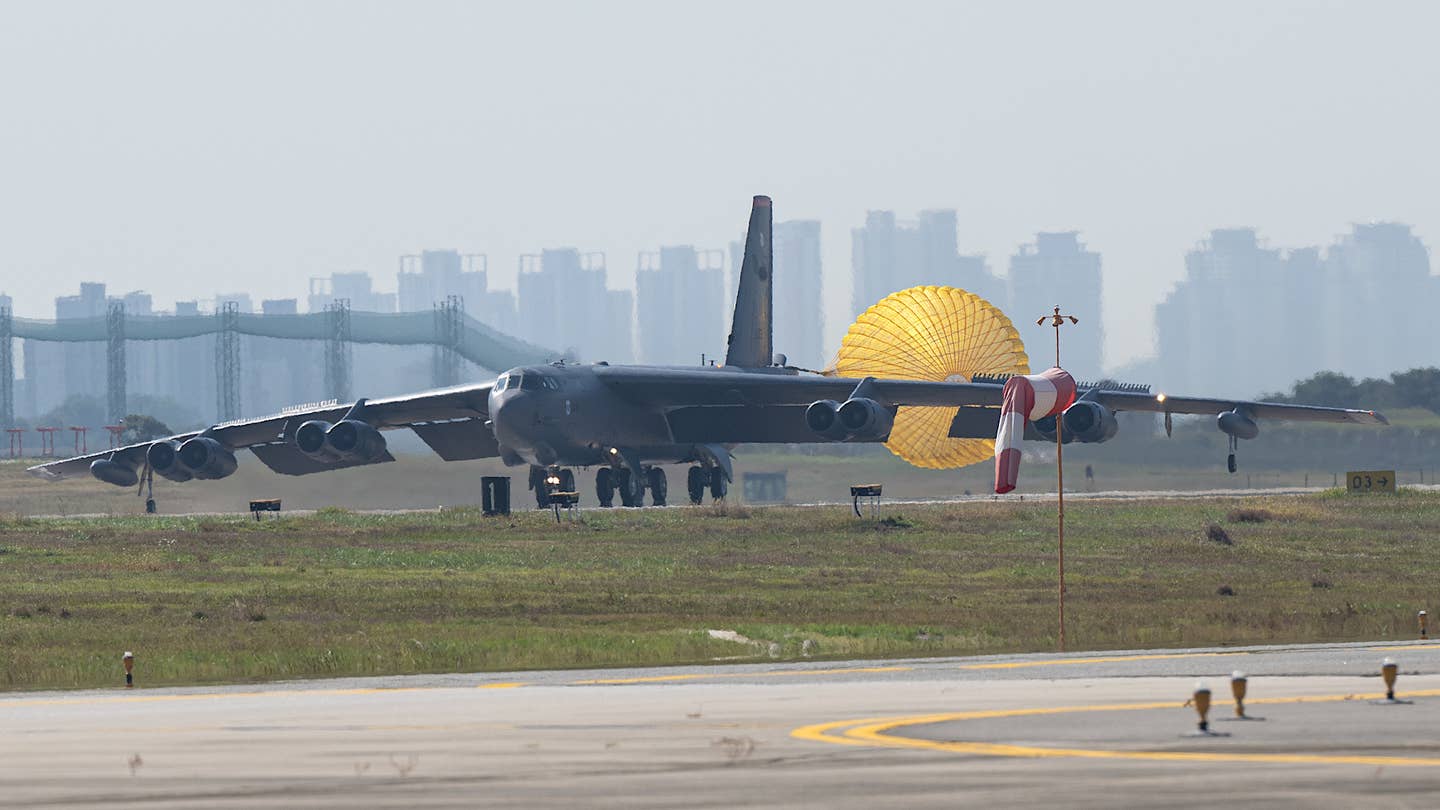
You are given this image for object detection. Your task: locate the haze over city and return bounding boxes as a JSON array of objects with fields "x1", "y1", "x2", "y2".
[{"x1": 3, "y1": 0, "x2": 1439, "y2": 371}]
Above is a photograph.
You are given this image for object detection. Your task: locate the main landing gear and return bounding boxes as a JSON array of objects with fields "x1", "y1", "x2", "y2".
[
  {"x1": 686, "y1": 465, "x2": 727, "y2": 505},
  {"x1": 1227, "y1": 435, "x2": 1238, "y2": 474},
  {"x1": 595, "y1": 465, "x2": 668, "y2": 508}
]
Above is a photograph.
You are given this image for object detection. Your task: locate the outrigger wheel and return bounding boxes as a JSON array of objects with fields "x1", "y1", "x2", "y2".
[{"x1": 832, "y1": 285, "x2": 1031, "y2": 469}]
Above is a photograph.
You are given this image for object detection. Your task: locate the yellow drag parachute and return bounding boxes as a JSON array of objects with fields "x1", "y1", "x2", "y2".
[{"x1": 832, "y1": 286, "x2": 1029, "y2": 469}]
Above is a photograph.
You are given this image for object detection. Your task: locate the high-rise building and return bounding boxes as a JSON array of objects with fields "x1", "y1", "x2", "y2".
[
  {"x1": 517, "y1": 249, "x2": 632, "y2": 363},
  {"x1": 772, "y1": 220, "x2": 824, "y2": 368},
  {"x1": 635, "y1": 245, "x2": 725, "y2": 365},
  {"x1": 851, "y1": 209, "x2": 1002, "y2": 319},
  {"x1": 1008, "y1": 232, "x2": 1104, "y2": 376},
  {"x1": 308, "y1": 272, "x2": 395, "y2": 314},
  {"x1": 1155, "y1": 222, "x2": 1434, "y2": 398},
  {"x1": 397, "y1": 250, "x2": 517, "y2": 335}
]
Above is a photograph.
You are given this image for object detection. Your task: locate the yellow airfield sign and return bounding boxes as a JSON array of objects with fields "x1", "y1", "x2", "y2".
[{"x1": 1347, "y1": 470, "x2": 1397, "y2": 493}]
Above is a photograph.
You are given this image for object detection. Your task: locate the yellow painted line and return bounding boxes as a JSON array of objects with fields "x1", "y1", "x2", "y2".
[
  {"x1": 476, "y1": 682, "x2": 527, "y2": 689},
  {"x1": 959, "y1": 652, "x2": 1246, "y2": 670},
  {"x1": 570, "y1": 665, "x2": 914, "y2": 685},
  {"x1": 1370, "y1": 643, "x2": 1440, "y2": 651},
  {"x1": 794, "y1": 688, "x2": 1440, "y2": 767}
]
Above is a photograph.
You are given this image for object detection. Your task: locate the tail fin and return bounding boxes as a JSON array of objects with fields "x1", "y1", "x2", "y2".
[{"x1": 724, "y1": 195, "x2": 773, "y2": 368}]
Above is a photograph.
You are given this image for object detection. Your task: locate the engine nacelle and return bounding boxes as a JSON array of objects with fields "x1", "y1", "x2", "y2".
[
  {"x1": 326, "y1": 420, "x2": 388, "y2": 462},
  {"x1": 90, "y1": 458, "x2": 139, "y2": 487},
  {"x1": 146, "y1": 439, "x2": 193, "y2": 482},
  {"x1": 176, "y1": 436, "x2": 239, "y2": 480},
  {"x1": 294, "y1": 419, "x2": 388, "y2": 463},
  {"x1": 1061, "y1": 401, "x2": 1119, "y2": 444},
  {"x1": 805, "y1": 400, "x2": 850, "y2": 441},
  {"x1": 295, "y1": 420, "x2": 339, "y2": 462},
  {"x1": 1030, "y1": 415, "x2": 1067, "y2": 444},
  {"x1": 836, "y1": 397, "x2": 895, "y2": 441},
  {"x1": 1217, "y1": 409, "x2": 1259, "y2": 440}
]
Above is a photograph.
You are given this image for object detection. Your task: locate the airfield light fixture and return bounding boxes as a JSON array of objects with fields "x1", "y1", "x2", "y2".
[
  {"x1": 1230, "y1": 671, "x2": 1248, "y2": 718},
  {"x1": 1192, "y1": 681, "x2": 1212, "y2": 733},
  {"x1": 1382, "y1": 658, "x2": 1398, "y2": 701},
  {"x1": 1419, "y1": 610, "x2": 1428, "y2": 640}
]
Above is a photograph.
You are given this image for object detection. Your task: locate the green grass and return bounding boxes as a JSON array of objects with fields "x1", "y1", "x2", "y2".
[{"x1": 2, "y1": 490, "x2": 1437, "y2": 691}]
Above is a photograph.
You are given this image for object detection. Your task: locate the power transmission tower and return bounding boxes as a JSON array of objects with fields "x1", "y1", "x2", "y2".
[
  {"x1": 0, "y1": 305, "x2": 12, "y2": 431},
  {"x1": 324, "y1": 298, "x2": 353, "y2": 402},
  {"x1": 106, "y1": 301, "x2": 127, "y2": 423},
  {"x1": 215, "y1": 301, "x2": 241, "y2": 421},
  {"x1": 432, "y1": 295, "x2": 462, "y2": 388}
]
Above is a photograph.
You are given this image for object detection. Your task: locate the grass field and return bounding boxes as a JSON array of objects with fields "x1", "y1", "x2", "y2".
[{"x1": 2, "y1": 489, "x2": 1435, "y2": 691}]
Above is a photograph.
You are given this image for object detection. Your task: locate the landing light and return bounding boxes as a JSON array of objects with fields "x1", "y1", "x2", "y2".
[
  {"x1": 1156, "y1": 393, "x2": 1167, "y2": 404},
  {"x1": 608, "y1": 447, "x2": 619, "y2": 456}
]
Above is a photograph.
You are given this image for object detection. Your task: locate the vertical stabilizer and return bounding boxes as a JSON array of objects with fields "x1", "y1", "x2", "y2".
[{"x1": 724, "y1": 195, "x2": 774, "y2": 367}]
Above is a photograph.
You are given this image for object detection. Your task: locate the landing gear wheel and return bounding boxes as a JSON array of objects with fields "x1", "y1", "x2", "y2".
[
  {"x1": 1227, "y1": 453, "x2": 1237, "y2": 474},
  {"x1": 617, "y1": 468, "x2": 641, "y2": 507},
  {"x1": 596, "y1": 467, "x2": 616, "y2": 508},
  {"x1": 709, "y1": 467, "x2": 728, "y2": 500},
  {"x1": 687, "y1": 466, "x2": 706, "y2": 505},
  {"x1": 648, "y1": 467, "x2": 668, "y2": 506},
  {"x1": 530, "y1": 466, "x2": 551, "y2": 509},
  {"x1": 559, "y1": 468, "x2": 575, "y2": 492}
]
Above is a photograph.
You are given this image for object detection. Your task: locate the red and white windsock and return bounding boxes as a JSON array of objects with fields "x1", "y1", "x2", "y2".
[{"x1": 994, "y1": 367, "x2": 1077, "y2": 494}]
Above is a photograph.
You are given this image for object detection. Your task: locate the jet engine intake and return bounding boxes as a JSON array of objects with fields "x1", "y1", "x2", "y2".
[
  {"x1": 1061, "y1": 401, "x2": 1119, "y2": 444},
  {"x1": 295, "y1": 420, "x2": 338, "y2": 462},
  {"x1": 805, "y1": 399, "x2": 850, "y2": 441},
  {"x1": 90, "y1": 458, "x2": 139, "y2": 487},
  {"x1": 836, "y1": 397, "x2": 895, "y2": 441},
  {"x1": 1217, "y1": 409, "x2": 1259, "y2": 440},
  {"x1": 177, "y1": 436, "x2": 239, "y2": 480},
  {"x1": 146, "y1": 439, "x2": 193, "y2": 482}
]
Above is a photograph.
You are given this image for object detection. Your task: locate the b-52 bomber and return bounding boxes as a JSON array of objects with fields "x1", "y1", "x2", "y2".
[{"x1": 30, "y1": 195, "x2": 1387, "y2": 508}]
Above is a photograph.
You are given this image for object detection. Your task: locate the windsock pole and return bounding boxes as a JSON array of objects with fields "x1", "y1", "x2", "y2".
[{"x1": 1038, "y1": 306, "x2": 1079, "y2": 652}]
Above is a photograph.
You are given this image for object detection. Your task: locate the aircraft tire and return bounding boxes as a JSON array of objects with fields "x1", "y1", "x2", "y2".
[
  {"x1": 559, "y1": 468, "x2": 575, "y2": 492},
  {"x1": 530, "y1": 466, "x2": 552, "y2": 509},
  {"x1": 596, "y1": 467, "x2": 615, "y2": 508},
  {"x1": 648, "y1": 467, "x2": 668, "y2": 507},
  {"x1": 709, "y1": 467, "x2": 728, "y2": 500},
  {"x1": 618, "y1": 468, "x2": 641, "y2": 507},
  {"x1": 687, "y1": 466, "x2": 706, "y2": 505}
]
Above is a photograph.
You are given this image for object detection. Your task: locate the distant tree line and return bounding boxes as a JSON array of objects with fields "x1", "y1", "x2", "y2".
[{"x1": 1264, "y1": 368, "x2": 1440, "y2": 413}]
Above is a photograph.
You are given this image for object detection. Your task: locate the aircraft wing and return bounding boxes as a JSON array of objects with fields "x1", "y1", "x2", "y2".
[
  {"x1": 594, "y1": 367, "x2": 1006, "y2": 409},
  {"x1": 1091, "y1": 390, "x2": 1388, "y2": 425},
  {"x1": 26, "y1": 383, "x2": 495, "y2": 481}
]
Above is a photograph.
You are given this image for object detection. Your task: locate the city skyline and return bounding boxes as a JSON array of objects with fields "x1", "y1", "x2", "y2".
[{"x1": 3, "y1": 2, "x2": 1438, "y2": 373}]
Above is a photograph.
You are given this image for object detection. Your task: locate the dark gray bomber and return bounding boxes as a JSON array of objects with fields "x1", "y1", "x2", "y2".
[{"x1": 32, "y1": 196, "x2": 1388, "y2": 508}]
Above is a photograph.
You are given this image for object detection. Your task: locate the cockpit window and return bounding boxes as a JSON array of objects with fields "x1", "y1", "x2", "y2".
[
  {"x1": 494, "y1": 373, "x2": 510, "y2": 392},
  {"x1": 520, "y1": 374, "x2": 545, "y2": 390}
]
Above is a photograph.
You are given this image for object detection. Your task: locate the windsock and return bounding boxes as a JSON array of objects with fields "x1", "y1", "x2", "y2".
[{"x1": 994, "y1": 367, "x2": 1077, "y2": 494}]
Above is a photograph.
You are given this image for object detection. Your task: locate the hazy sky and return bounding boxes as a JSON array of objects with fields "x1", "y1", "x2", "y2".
[{"x1": 2, "y1": 0, "x2": 1437, "y2": 369}]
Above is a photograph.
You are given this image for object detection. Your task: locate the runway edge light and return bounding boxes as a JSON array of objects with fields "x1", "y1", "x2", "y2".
[
  {"x1": 1183, "y1": 680, "x2": 1231, "y2": 738},
  {"x1": 122, "y1": 651, "x2": 134, "y2": 688},
  {"x1": 1371, "y1": 657, "x2": 1414, "y2": 705},
  {"x1": 1220, "y1": 670, "x2": 1265, "y2": 722}
]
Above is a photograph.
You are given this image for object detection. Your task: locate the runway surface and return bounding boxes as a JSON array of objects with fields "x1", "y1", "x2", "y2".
[{"x1": 6, "y1": 640, "x2": 1440, "y2": 808}]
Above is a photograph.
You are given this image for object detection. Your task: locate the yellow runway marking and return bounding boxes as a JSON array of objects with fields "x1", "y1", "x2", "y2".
[
  {"x1": 794, "y1": 689, "x2": 1440, "y2": 767},
  {"x1": 571, "y1": 665, "x2": 914, "y2": 685},
  {"x1": 959, "y1": 652, "x2": 1247, "y2": 670},
  {"x1": 476, "y1": 682, "x2": 527, "y2": 689},
  {"x1": 1371, "y1": 643, "x2": 1440, "y2": 651}
]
